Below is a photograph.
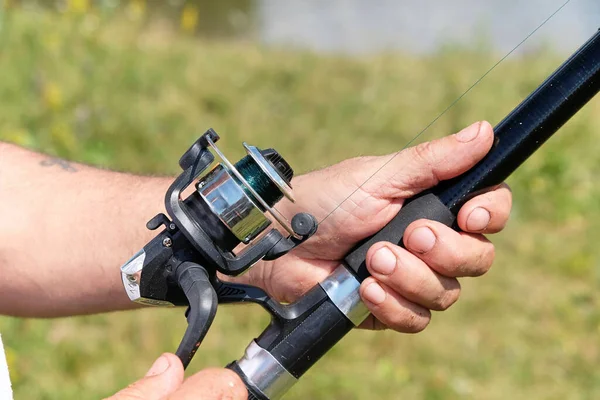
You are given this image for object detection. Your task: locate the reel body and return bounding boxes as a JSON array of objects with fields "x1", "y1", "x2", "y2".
[{"x1": 120, "y1": 129, "x2": 317, "y2": 366}]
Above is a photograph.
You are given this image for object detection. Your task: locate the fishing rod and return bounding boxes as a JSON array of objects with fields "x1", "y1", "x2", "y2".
[{"x1": 120, "y1": 28, "x2": 600, "y2": 399}]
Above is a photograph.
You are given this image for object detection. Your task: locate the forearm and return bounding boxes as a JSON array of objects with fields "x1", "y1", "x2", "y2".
[{"x1": 0, "y1": 142, "x2": 171, "y2": 317}]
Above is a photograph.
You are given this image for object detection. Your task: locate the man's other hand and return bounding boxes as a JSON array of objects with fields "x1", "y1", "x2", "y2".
[{"x1": 106, "y1": 354, "x2": 247, "y2": 400}]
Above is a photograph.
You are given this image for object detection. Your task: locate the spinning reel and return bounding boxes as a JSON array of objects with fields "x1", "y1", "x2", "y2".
[{"x1": 120, "y1": 128, "x2": 317, "y2": 367}]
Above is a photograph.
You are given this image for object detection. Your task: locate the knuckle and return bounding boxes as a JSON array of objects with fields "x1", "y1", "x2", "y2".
[
  {"x1": 446, "y1": 246, "x2": 468, "y2": 276},
  {"x1": 483, "y1": 245, "x2": 496, "y2": 272},
  {"x1": 432, "y1": 286, "x2": 461, "y2": 311},
  {"x1": 393, "y1": 309, "x2": 431, "y2": 333},
  {"x1": 411, "y1": 142, "x2": 444, "y2": 184},
  {"x1": 407, "y1": 312, "x2": 431, "y2": 333},
  {"x1": 413, "y1": 141, "x2": 435, "y2": 165},
  {"x1": 472, "y1": 243, "x2": 495, "y2": 276}
]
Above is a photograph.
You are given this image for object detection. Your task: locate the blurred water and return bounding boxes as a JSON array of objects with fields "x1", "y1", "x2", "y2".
[{"x1": 257, "y1": 0, "x2": 600, "y2": 54}]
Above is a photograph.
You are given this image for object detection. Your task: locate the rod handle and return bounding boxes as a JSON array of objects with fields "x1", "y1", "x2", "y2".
[{"x1": 344, "y1": 192, "x2": 456, "y2": 281}]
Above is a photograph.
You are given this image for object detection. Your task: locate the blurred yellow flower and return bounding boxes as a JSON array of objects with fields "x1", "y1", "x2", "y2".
[
  {"x1": 181, "y1": 3, "x2": 199, "y2": 34},
  {"x1": 128, "y1": 0, "x2": 146, "y2": 21},
  {"x1": 43, "y1": 82, "x2": 63, "y2": 110},
  {"x1": 66, "y1": 0, "x2": 90, "y2": 14}
]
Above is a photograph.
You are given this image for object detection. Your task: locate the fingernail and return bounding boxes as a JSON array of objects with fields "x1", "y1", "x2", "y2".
[
  {"x1": 456, "y1": 122, "x2": 482, "y2": 142},
  {"x1": 406, "y1": 227, "x2": 436, "y2": 253},
  {"x1": 363, "y1": 282, "x2": 387, "y2": 305},
  {"x1": 145, "y1": 354, "x2": 171, "y2": 377},
  {"x1": 370, "y1": 247, "x2": 397, "y2": 275},
  {"x1": 466, "y1": 207, "x2": 491, "y2": 231}
]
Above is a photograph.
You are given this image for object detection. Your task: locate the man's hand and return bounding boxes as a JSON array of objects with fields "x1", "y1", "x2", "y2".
[
  {"x1": 0, "y1": 120, "x2": 510, "y2": 331},
  {"x1": 107, "y1": 353, "x2": 246, "y2": 400},
  {"x1": 236, "y1": 121, "x2": 512, "y2": 332}
]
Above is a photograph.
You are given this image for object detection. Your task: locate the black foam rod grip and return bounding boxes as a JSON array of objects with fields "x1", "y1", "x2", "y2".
[{"x1": 344, "y1": 193, "x2": 455, "y2": 281}]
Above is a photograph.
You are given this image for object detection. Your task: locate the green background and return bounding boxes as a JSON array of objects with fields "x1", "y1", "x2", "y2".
[{"x1": 0, "y1": 1, "x2": 599, "y2": 399}]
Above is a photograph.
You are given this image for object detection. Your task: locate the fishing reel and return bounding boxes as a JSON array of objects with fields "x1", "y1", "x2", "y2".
[{"x1": 120, "y1": 129, "x2": 317, "y2": 367}]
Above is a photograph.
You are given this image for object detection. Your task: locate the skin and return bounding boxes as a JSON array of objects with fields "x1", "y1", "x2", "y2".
[{"x1": 0, "y1": 121, "x2": 512, "y2": 398}]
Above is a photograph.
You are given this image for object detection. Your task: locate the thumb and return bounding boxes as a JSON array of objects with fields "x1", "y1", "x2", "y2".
[
  {"x1": 363, "y1": 121, "x2": 494, "y2": 199},
  {"x1": 106, "y1": 353, "x2": 184, "y2": 400}
]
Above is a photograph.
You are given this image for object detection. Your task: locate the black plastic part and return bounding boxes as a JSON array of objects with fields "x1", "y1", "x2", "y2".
[
  {"x1": 262, "y1": 237, "x2": 296, "y2": 261},
  {"x1": 254, "y1": 284, "x2": 330, "y2": 351},
  {"x1": 344, "y1": 193, "x2": 455, "y2": 281},
  {"x1": 173, "y1": 262, "x2": 218, "y2": 369},
  {"x1": 179, "y1": 128, "x2": 219, "y2": 170},
  {"x1": 263, "y1": 213, "x2": 319, "y2": 260},
  {"x1": 146, "y1": 213, "x2": 174, "y2": 231},
  {"x1": 269, "y1": 297, "x2": 354, "y2": 378},
  {"x1": 138, "y1": 232, "x2": 182, "y2": 305},
  {"x1": 260, "y1": 148, "x2": 294, "y2": 184},
  {"x1": 291, "y1": 213, "x2": 318, "y2": 237},
  {"x1": 227, "y1": 362, "x2": 268, "y2": 400},
  {"x1": 215, "y1": 279, "x2": 330, "y2": 345}
]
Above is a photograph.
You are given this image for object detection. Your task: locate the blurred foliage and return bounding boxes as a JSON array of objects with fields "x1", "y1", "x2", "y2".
[{"x1": 0, "y1": 2, "x2": 599, "y2": 399}]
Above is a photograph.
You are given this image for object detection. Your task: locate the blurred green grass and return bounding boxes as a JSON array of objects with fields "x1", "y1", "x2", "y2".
[{"x1": 0, "y1": 3, "x2": 599, "y2": 400}]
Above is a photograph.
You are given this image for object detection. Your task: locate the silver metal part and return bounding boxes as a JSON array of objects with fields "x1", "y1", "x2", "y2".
[
  {"x1": 205, "y1": 136, "x2": 301, "y2": 240},
  {"x1": 162, "y1": 237, "x2": 173, "y2": 247},
  {"x1": 198, "y1": 164, "x2": 271, "y2": 243},
  {"x1": 237, "y1": 341, "x2": 297, "y2": 400},
  {"x1": 319, "y1": 265, "x2": 370, "y2": 326},
  {"x1": 243, "y1": 143, "x2": 295, "y2": 202},
  {"x1": 120, "y1": 250, "x2": 174, "y2": 307}
]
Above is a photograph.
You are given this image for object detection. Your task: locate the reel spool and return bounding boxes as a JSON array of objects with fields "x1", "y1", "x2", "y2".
[
  {"x1": 120, "y1": 129, "x2": 318, "y2": 367},
  {"x1": 196, "y1": 138, "x2": 297, "y2": 246}
]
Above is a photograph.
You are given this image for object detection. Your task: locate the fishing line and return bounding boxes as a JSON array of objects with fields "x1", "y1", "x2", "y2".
[{"x1": 317, "y1": 0, "x2": 572, "y2": 225}]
